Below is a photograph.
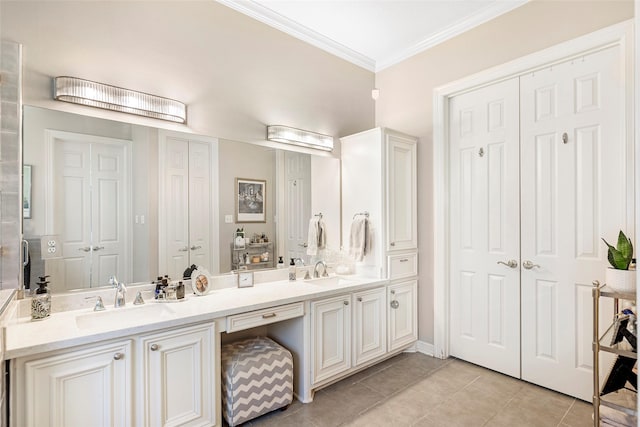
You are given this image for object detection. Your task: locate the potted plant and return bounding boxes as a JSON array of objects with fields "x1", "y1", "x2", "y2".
[{"x1": 602, "y1": 230, "x2": 635, "y2": 292}]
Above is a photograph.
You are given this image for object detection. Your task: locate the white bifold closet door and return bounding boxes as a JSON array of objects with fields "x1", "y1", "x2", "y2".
[
  {"x1": 449, "y1": 77, "x2": 521, "y2": 378},
  {"x1": 450, "y1": 45, "x2": 625, "y2": 400}
]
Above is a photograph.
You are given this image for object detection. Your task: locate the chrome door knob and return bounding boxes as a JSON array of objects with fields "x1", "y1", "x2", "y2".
[
  {"x1": 522, "y1": 260, "x2": 540, "y2": 270},
  {"x1": 497, "y1": 260, "x2": 518, "y2": 268}
]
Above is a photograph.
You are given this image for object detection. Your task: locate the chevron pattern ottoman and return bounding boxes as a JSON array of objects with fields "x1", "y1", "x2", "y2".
[{"x1": 221, "y1": 336, "x2": 293, "y2": 426}]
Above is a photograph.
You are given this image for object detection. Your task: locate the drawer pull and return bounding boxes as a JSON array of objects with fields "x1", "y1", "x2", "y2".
[
  {"x1": 357, "y1": 297, "x2": 363, "y2": 302},
  {"x1": 343, "y1": 301, "x2": 349, "y2": 306},
  {"x1": 390, "y1": 290, "x2": 396, "y2": 295},
  {"x1": 390, "y1": 242, "x2": 396, "y2": 246},
  {"x1": 262, "y1": 313, "x2": 277, "y2": 319},
  {"x1": 150, "y1": 344, "x2": 159, "y2": 351},
  {"x1": 399, "y1": 258, "x2": 409, "y2": 263},
  {"x1": 113, "y1": 352, "x2": 124, "y2": 360}
]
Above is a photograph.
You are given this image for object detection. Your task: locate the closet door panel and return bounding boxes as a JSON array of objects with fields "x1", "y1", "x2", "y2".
[
  {"x1": 520, "y1": 46, "x2": 622, "y2": 401},
  {"x1": 449, "y1": 77, "x2": 521, "y2": 378}
]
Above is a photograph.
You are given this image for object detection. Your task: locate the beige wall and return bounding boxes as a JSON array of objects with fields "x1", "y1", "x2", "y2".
[
  {"x1": 375, "y1": 0, "x2": 634, "y2": 345},
  {"x1": 0, "y1": 1, "x2": 374, "y2": 146},
  {"x1": 218, "y1": 140, "x2": 276, "y2": 273}
]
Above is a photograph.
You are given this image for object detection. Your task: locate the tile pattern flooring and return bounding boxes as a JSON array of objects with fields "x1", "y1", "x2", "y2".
[{"x1": 246, "y1": 352, "x2": 593, "y2": 427}]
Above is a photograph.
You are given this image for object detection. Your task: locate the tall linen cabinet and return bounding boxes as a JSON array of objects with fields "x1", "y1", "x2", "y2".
[{"x1": 341, "y1": 128, "x2": 418, "y2": 351}]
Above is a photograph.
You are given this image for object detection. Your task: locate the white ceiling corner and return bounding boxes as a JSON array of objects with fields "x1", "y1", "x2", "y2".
[{"x1": 217, "y1": 0, "x2": 529, "y2": 72}]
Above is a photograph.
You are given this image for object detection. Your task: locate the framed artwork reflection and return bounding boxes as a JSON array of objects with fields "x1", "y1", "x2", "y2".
[{"x1": 236, "y1": 178, "x2": 266, "y2": 223}]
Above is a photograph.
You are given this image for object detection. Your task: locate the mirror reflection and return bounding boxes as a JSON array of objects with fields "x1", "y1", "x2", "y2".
[{"x1": 23, "y1": 106, "x2": 340, "y2": 293}]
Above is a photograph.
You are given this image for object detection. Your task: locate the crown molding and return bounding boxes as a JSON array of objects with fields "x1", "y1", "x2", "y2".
[
  {"x1": 375, "y1": 0, "x2": 529, "y2": 71},
  {"x1": 217, "y1": 0, "x2": 376, "y2": 72},
  {"x1": 217, "y1": 0, "x2": 528, "y2": 73}
]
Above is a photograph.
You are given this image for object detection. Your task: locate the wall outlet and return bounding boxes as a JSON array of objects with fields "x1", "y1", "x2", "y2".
[
  {"x1": 225, "y1": 215, "x2": 233, "y2": 224},
  {"x1": 40, "y1": 235, "x2": 62, "y2": 259}
]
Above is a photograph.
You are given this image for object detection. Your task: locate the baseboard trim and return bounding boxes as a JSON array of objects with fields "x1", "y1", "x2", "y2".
[{"x1": 415, "y1": 340, "x2": 435, "y2": 356}]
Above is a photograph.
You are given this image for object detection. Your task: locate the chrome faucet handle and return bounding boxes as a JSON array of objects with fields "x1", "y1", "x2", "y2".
[
  {"x1": 133, "y1": 291, "x2": 145, "y2": 305},
  {"x1": 322, "y1": 269, "x2": 329, "y2": 278},
  {"x1": 109, "y1": 275, "x2": 119, "y2": 287},
  {"x1": 85, "y1": 295, "x2": 106, "y2": 311},
  {"x1": 304, "y1": 269, "x2": 312, "y2": 280}
]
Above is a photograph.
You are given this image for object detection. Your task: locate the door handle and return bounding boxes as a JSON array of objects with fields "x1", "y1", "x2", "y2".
[
  {"x1": 78, "y1": 247, "x2": 91, "y2": 252},
  {"x1": 497, "y1": 260, "x2": 518, "y2": 268},
  {"x1": 190, "y1": 245, "x2": 202, "y2": 250},
  {"x1": 178, "y1": 246, "x2": 188, "y2": 252},
  {"x1": 92, "y1": 246, "x2": 104, "y2": 251},
  {"x1": 298, "y1": 243, "x2": 308, "y2": 248},
  {"x1": 522, "y1": 260, "x2": 540, "y2": 270}
]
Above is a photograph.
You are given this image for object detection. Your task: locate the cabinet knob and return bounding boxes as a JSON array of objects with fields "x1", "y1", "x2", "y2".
[
  {"x1": 390, "y1": 242, "x2": 396, "y2": 246},
  {"x1": 113, "y1": 352, "x2": 124, "y2": 360},
  {"x1": 357, "y1": 297, "x2": 363, "y2": 302},
  {"x1": 343, "y1": 301, "x2": 349, "y2": 306},
  {"x1": 390, "y1": 300, "x2": 400, "y2": 309},
  {"x1": 390, "y1": 290, "x2": 396, "y2": 295},
  {"x1": 150, "y1": 344, "x2": 159, "y2": 351}
]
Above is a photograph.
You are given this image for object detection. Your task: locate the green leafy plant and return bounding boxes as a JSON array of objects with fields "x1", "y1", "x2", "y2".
[{"x1": 602, "y1": 230, "x2": 633, "y2": 270}]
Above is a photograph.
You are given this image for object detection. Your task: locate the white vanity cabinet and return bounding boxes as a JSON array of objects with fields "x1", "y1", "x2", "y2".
[
  {"x1": 12, "y1": 321, "x2": 218, "y2": 427},
  {"x1": 311, "y1": 286, "x2": 391, "y2": 386},
  {"x1": 311, "y1": 294, "x2": 352, "y2": 384},
  {"x1": 341, "y1": 128, "x2": 417, "y2": 278},
  {"x1": 388, "y1": 281, "x2": 418, "y2": 352},
  {"x1": 139, "y1": 322, "x2": 216, "y2": 427},
  {"x1": 353, "y1": 287, "x2": 387, "y2": 366},
  {"x1": 13, "y1": 340, "x2": 133, "y2": 427}
]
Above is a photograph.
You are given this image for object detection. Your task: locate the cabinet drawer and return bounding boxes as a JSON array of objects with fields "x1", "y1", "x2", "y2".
[
  {"x1": 388, "y1": 253, "x2": 417, "y2": 280},
  {"x1": 227, "y1": 302, "x2": 304, "y2": 333}
]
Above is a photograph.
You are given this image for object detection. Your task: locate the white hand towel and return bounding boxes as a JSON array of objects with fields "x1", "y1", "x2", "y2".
[
  {"x1": 349, "y1": 216, "x2": 371, "y2": 262},
  {"x1": 307, "y1": 217, "x2": 319, "y2": 256},
  {"x1": 317, "y1": 218, "x2": 327, "y2": 250}
]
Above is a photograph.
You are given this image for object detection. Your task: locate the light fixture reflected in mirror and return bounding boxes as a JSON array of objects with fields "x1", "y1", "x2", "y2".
[
  {"x1": 54, "y1": 76, "x2": 187, "y2": 124},
  {"x1": 267, "y1": 125, "x2": 333, "y2": 151}
]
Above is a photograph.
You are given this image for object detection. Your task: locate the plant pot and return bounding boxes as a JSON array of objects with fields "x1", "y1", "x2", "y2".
[{"x1": 605, "y1": 267, "x2": 637, "y2": 292}]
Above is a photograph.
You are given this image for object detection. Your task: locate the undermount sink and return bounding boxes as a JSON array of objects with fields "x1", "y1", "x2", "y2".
[
  {"x1": 303, "y1": 276, "x2": 354, "y2": 287},
  {"x1": 75, "y1": 303, "x2": 177, "y2": 330}
]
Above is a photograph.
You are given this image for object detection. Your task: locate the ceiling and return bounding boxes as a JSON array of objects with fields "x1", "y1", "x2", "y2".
[{"x1": 217, "y1": 0, "x2": 528, "y2": 72}]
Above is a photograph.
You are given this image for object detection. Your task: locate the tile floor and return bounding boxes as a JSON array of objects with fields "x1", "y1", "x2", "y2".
[{"x1": 246, "y1": 352, "x2": 594, "y2": 427}]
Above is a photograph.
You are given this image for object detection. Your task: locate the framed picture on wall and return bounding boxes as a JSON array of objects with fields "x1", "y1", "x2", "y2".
[{"x1": 236, "y1": 178, "x2": 266, "y2": 223}]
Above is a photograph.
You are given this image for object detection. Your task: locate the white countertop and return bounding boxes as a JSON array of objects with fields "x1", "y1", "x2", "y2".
[{"x1": 4, "y1": 276, "x2": 386, "y2": 359}]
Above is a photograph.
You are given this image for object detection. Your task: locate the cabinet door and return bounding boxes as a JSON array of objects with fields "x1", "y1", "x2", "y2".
[
  {"x1": 140, "y1": 323, "x2": 216, "y2": 427},
  {"x1": 385, "y1": 132, "x2": 417, "y2": 252},
  {"x1": 21, "y1": 340, "x2": 132, "y2": 427},
  {"x1": 388, "y1": 281, "x2": 418, "y2": 351},
  {"x1": 353, "y1": 287, "x2": 387, "y2": 366},
  {"x1": 311, "y1": 295, "x2": 351, "y2": 384}
]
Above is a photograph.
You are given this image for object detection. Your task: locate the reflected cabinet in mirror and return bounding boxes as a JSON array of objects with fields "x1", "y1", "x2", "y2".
[{"x1": 23, "y1": 106, "x2": 341, "y2": 293}]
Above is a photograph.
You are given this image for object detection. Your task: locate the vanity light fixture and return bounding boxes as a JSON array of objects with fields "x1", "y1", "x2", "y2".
[
  {"x1": 267, "y1": 125, "x2": 334, "y2": 152},
  {"x1": 54, "y1": 76, "x2": 187, "y2": 124}
]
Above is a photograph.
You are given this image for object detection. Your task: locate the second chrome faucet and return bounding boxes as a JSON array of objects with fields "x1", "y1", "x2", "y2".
[{"x1": 109, "y1": 276, "x2": 127, "y2": 308}]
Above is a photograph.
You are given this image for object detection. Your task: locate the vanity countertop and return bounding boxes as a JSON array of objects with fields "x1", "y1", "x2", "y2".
[{"x1": 4, "y1": 276, "x2": 386, "y2": 359}]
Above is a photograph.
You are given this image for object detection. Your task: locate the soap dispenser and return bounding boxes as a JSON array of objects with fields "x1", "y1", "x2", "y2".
[
  {"x1": 31, "y1": 275, "x2": 51, "y2": 321},
  {"x1": 289, "y1": 258, "x2": 296, "y2": 281}
]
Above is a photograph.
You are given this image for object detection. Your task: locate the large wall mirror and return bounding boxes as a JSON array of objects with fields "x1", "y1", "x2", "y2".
[{"x1": 23, "y1": 106, "x2": 341, "y2": 293}]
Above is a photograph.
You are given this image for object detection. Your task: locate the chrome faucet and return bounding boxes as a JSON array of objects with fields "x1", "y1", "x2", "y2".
[
  {"x1": 314, "y1": 260, "x2": 329, "y2": 278},
  {"x1": 109, "y1": 275, "x2": 127, "y2": 308}
]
